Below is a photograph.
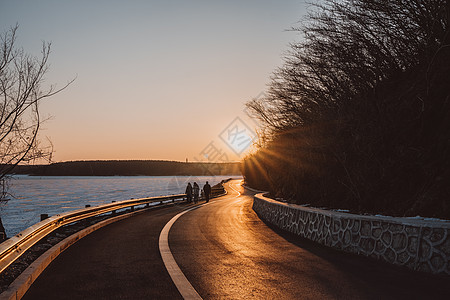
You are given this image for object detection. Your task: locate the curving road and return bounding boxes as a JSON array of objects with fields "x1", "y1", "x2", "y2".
[{"x1": 24, "y1": 180, "x2": 450, "y2": 299}]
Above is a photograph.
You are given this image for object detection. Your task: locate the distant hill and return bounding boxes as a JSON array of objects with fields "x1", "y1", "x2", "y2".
[{"x1": 8, "y1": 160, "x2": 242, "y2": 176}]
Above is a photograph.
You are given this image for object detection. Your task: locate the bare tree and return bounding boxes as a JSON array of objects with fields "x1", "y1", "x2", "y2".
[{"x1": 0, "y1": 25, "x2": 72, "y2": 240}]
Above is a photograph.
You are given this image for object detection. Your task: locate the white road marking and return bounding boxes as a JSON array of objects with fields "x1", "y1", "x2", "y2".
[
  {"x1": 228, "y1": 182, "x2": 241, "y2": 196},
  {"x1": 159, "y1": 205, "x2": 203, "y2": 300},
  {"x1": 158, "y1": 181, "x2": 241, "y2": 299}
]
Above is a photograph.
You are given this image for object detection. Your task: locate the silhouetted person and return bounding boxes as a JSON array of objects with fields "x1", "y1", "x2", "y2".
[
  {"x1": 203, "y1": 181, "x2": 211, "y2": 203},
  {"x1": 193, "y1": 182, "x2": 200, "y2": 203},
  {"x1": 0, "y1": 218, "x2": 5, "y2": 242},
  {"x1": 185, "y1": 182, "x2": 193, "y2": 203}
]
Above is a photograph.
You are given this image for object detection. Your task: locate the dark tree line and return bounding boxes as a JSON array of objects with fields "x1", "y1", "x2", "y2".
[
  {"x1": 243, "y1": 0, "x2": 450, "y2": 218},
  {"x1": 10, "y1": 160, "x2": 241, "y2": 176}
]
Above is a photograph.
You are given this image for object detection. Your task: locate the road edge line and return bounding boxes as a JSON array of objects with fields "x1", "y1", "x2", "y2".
[{"x1": 159, "y1": 205, "x2": 203, "y2": 300}]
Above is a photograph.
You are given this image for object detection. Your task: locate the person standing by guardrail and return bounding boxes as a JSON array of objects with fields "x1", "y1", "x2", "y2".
[
  {"x1": 185, "y1": 182, "x2": 193, "y2": 203},
  {"x1": 0, "y1": 218, "x2": 5, "y2": 242},
  {"x1": 193, "y1": 182, "x2": 199, "y2": 203},
  {"x1": 203, "y1": 181, "x2": 211, "y2": 203}
]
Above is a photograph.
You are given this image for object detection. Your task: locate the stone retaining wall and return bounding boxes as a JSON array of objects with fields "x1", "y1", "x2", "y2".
[{"x1": 252, "y1": 194, "x2": 450, "y2": 275}]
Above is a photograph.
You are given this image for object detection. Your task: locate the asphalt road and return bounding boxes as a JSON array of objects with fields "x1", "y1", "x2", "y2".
[{"x1": 23, "y1": 180, "x2": 450, "y2": 299}]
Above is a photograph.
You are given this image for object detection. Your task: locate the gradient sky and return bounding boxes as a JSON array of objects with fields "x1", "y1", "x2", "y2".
[{"x1": 0, "y1": 0, "x2": 308, "y2": 162}]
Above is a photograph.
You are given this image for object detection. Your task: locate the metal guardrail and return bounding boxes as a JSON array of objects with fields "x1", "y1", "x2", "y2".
[{"x1": 0, "y1": 193, "x2": 186, "y2": 274}]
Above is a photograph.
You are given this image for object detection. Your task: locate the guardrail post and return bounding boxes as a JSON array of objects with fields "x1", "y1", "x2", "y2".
[{"x1": 40, "y1": 214, "x2": 49, "y2": 221}]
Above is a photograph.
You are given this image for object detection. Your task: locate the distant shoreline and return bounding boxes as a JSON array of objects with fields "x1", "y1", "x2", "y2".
[{"x1": 8, "y1": 160, "x2": 242, "y2": 177}]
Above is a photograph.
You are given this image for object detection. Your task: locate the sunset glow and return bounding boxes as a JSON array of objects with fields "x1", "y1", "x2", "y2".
[{"x1": 0, "y1": 0, "x2": 307, "y2": 162}]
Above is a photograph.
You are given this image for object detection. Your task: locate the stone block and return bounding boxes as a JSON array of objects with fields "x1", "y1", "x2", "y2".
[
  {"x1": 331, "y1": 232, "x2": 339, "y2": 242},
  {"x1": 430, "y1": 228, "x2": 446, "y2": 244},
  {"x1": 407, "y1": 236, "x2": 419, "y2": 255},
  {"x1": 332, "y1": 219, "x2": 341, "y2": 233},
  {"x1": 405, "y1": 226, "x2": 420, "y2": 235},
  {"x1": 341, "y1": 218, "x2": 348, "y2": 229},
  {"x1": 311, "y1": 231, "x2": 317, "y2": 242},
  {"x1": 381, "y1": 231, "x2": 392, "y2": 246},
  {"x1": 372, "y1": 227, "x2": 382, "y2": 239},
  {"x1": 351, "y1": 219, "x2": 360, "y2": 233},
  {"x1": 325, "y1": 235, "x2": 332, "y2": 246},
  {"x1": 361, "y1": 237, "x2": 375, "y2": 253},
  {"x1": 375, "y1": 240, "x2": 385, "y2": 253},
  {"x1": 397, "y1": 251, "x2": 410, "y2": 265},
  {"x1": 422, "y1": 227, "x2": 432, "y2": 237},
  {"x1": 343, "y1": 230, "x2": 351, "y2": 245},
  {"x1": 388, "y1": 223, "x2": 404, "y2": 233},
  {"x1": 383, "y1": 248, "x2": 396, "y2": 263},
  {"x1": 430, "y1": 253, "x2": 445, "y2": 273},
  {"x1": 419, "y1": 240, "x2": 432, "y2": 260},
  {"x1": 437, "y1": 236, "x2": 450, "y2": 254},
  {"x1": 361, "y1": 221, "x2": 371, "y2": 237},
  {"x1": 392, "y1": 233, "x2": 407, "y2": 251},
  {"x1": 351, "y1": 233, "x2": 360, "y2": 245},
  {"x1": 320, "y1": 221, "x2": 327, "y2": 234}
]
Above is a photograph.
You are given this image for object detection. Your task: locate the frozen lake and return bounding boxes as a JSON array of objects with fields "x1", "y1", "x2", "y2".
[{"x1": 0, "y1": 175, "x2": 236, "y2": 237}]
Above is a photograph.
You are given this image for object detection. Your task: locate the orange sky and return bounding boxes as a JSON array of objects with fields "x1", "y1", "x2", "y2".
[{"x1": 1, "y1": 0, "x2": 308, "y2": 163}]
